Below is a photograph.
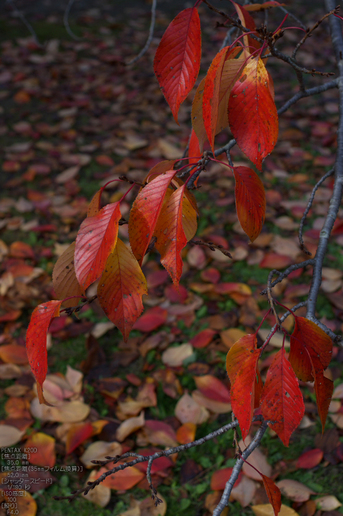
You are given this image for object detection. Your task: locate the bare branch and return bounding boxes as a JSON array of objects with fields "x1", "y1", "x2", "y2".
[
  {"x1": 293, "y1": 7, "x2": 339, "y2": 59},
  {"x1": 277, "y1": 5, "x2": 307, "y2": 30},
  {"x1": 278, "y1": 79, "x2": 338, "y2": 115},
  {"x1": 54, "y1": 417, "x2": 249, "y2": 502},
  {"x1": 6, "y1": 0, "x2": 42, "y2": 47},
  {"x1": 212, "y1": 421, "x2": 269, "y2": 516},
  {"x1": 64, "y1": 0, "x2": 82, "y2": 41},
  {"x1": 299, "y1": 168, "x2": 334, "y2": 253},
  {"x1": 190, "y1": 239, "x2": 233, "y2": 258},
  {"x1": 307, "y1": 0, "x2": 343, "y2": 322},
  {"x1": 126, "y1": 0, "x2": 157, "y2": 66},
  {"x1": 260, "y1": 260, "x2": 315, "y2": 295}
]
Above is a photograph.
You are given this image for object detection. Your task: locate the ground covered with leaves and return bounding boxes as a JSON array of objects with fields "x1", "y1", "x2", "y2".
[{"x1": 1, "y1": 2, "x2": 343, "y2": 516}]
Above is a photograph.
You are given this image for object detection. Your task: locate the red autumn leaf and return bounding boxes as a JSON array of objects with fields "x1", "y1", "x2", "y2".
[
  {"x1": 232, "y1": 1, "x2": 260, "y2": 51},
  {"x1": 154, "y1": 184, "x2": 197, "y2": 285},
  {"x1": 0, "y1": 310, "x2": 21, "y2": 322},
  {"x1": 10, "y1": 241, "x2": 34, "y2": 259},
  {"x1": 188, "y1": 129, "x2": 201, "y2": 165},
  {"x1": 190, "y1": 328, "x2": 216, "y2": 348},
  {"x1": 254, "y1": 367, "x2": 263, "y2": 409},
  {"x1": 260, "y1": 347, "x2": 305, "y2": 446},
  {"x1": 233, "y1": 166, "x2": 266, "y2": 242},
  {"x1": 74, "y1": 202, "x2": 121, "y2": 292},
  {"x1": 25, "y1": 432, "x2": 56, "y2": 468},
  {"x1": 202, "y1": 46, "x2": 244, "y2": 152},
  {"x1": 26, "y1": 300, "x2": 63, "y2": 404},
  {"x1": 194, "y1": 375, "x2": 231, "y2": 403},
  {"x1": 259, "y1": 253, "x2": 293, "y2": 269},
  {"x1": 65, "y1": 422, "x2": 94, "y2": 455},
  {"x1": 52, "y1": 242, "x2": 83, "y2": 308},
  {"x1": 97, "y1": 238, "x2": 148, "y2": 342},
  {"x1": 144, "y1": 419, "x2": 178, "y2": 446},
  {"x1": 226, "y1": 334, "x2": 260, "y2": 439},
  {"x1": 135, "y1": 448, "x2": 174, "y2": 474},
  {"x1": 154, "y1": 7, "x2": 201, "y2": 123},
  {"x1": 129, "y1": 170, "x2": 177, "y2": 264},
  {"x1": 296, "y1": 448, "x2": 324, "y2": 469},
  {"x1": 165, "y1": 284, "x2": 188, "y2": 303},
  {"x1": 133, "y1": 306, "x2": 168, "y2": 332},
  {"x1": 210, "y1": 468, "x2": 242, "y2": 490},
  {"x1": 228, "y1": 55, "x2": 278, "y2": 170},
  {"x1": 289, "y1": 316, "x2": 333, "y2": 382},
  {"x1": 261, "y1": 474, "x2": 282, "y2": 516}
]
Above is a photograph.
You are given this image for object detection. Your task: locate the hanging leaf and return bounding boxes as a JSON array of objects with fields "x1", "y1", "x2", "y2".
[
  {"x1": 232, "y1": 1, "x2": 261, "y2": 51},
  {"x1": 97, "y1": 239, "x2": 148, "y2": 342},
  {"x1": 226, "y1": 334, "x2": 260, "y2": 439},
  {"x1": 188, "y1": 129, "x2": 201, "y2": 165},
  {"x1": 260, "y1": 347, "x2": 305, "y2": 446},
  {"x1": 228, "y1": 56, "x2": 278, "y2": 170},
  {"x1": 261, "y1": 474, "x2": 282, "y2": 516},
  {"x1": 154, "y1": 184, "x2": 197, "y2": 285},
  {"x1": 192, "y1": 50, "x2": 245, "y2": 151},
  {"x1": 129, "y1": 170, "x2": 177, "y2": 264},
  {"x1": 289, "y1": 316, "x2": 333, "y2": 382},
  {"x1": 154, "y1": 7, "x2": 201, "y2": 123},
  {"x1": 26, "y1": 300, "x2": 63, "y2": 404},
  {"x1": 74, "y1": 202, "x2": 121, "y2": 292},
  {"x1": 145, "y1": 159, "x2": 177, "y2": 183},
  {"x1": 233, "y1": 166, "x2": 266, "y2": 241},
  {"x1": 52, "y1": 242, "x2": 83, "y2": 308},
  {"x1": 313, "y1": 369, "x2": 333, "y2": 431},
  {"x1": 203, "y1": 47, "x2": 243, "y2": 153},
  {"x1": 87, "y1": 189, "x2": 102, "y2": 217},
  {"x1": 245, "y1": 2, "x2": 284, "y2": 12}
]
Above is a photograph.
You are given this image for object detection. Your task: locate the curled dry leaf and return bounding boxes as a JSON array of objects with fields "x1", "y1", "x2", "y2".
[
  {"x1": 175, "y1": 392, "x2": 210, "y2": 424},
  {"x1": 192, "y1": 390, "x2": 231, "y2": 414},
  {"x1": 161, "y1": 343, "x2": 193, "y2": 367},
  {"x1": 30, "y1": 398, "x2": 90, "y2": 423},
  {"x1": 239, "y1": 436, "x2": 272, "y2": 480},
  {"x1": 252, "y1": 504, "x2": 300, "y2": 516},
  {"x1": 315, "y1": 495, "x2": 342, "y2": 511},
  {"x1": 80, "y1": 440, "x2": 122, "y2": 468},
  {"x1": 0, "y1": 425, "x2": 24, "y2": 447},
  {"x1": 83, "y1": 470, "x2": 111, "y2": 507},
  {"x1": 276, "y1": 479, "x2": 316, "y2": 503},
  {"x1": 116, "y1": 411, "x2": 145, "y2": 442},
  {"x1": 230, "y1": 475, "x2": 256, "y2": 507}
]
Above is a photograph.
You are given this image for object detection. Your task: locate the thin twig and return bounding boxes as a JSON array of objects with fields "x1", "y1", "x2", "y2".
[
  {"x1": 54, "y1": 418, "x2": 252, "y2": 502},
  {"x1": 260, "y1": 260, "x2": 315, "y2": 295},
  {"x1": 212, "y1": 421, "x2": 269, "y2": 516},
  {"x1": 261, "y1": 301, "x2": 308, "y2": 347},
  {"x1": 277, "y1": 5, "x2": 306, "y2": 30},
  {"x1": 267, "y1": 270, "x2": 281, "y2": 326},
  {"x1": 190, "y1": 239, "x2": 233, "y2": 258},
  {"x1": 293, "y1": 7, "x2": 339, "y2": 59},
  {"x1": 126, "y1": 0, "x2": 157, "y2": 65},
  {"x1": 299, "y1": 168, "x2": 334, "y2": 253},
  {"x1": 64, "y1": 0, "x2": 81, "y2": 41},
  {"x1": 278, "y1": 79, "x2": 338, "y2": 115},
  {"x1": 6, "y1": 0, "x2": 42, "y2": 47},
  {"x1": 307, "y1": 0, "x2": 343, "y2": 322}
]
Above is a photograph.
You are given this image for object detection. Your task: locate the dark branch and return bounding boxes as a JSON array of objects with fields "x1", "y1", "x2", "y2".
[
  {"x1": 260, "y1": 260, "x2": 315, "y2": 295},
  {"x1": 299, "y1": 168, "x2": 334, "y2": 253},
  {"x1": 126, "y1": 0, "x2": 157, "y2": 66}
]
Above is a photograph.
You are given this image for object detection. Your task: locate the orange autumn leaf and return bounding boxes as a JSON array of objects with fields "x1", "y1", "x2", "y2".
[
  {"x1": 226, "y1": 334, "x2": 260, "y2": 439},
  {"x1": 176, "y1": 422, "x2": 196, "y2": 444},
  {"x1": 129, "y1": 169, "x2": 177, "y2": 264},
  {"x1": 97, "y1": 238, "x2": 147, "y2": 341},
  {"x1": 52, "y1": 242, "x2": 83, "y2": 308},
  {"x1": 25, "y1": 432, "x2": 56, "y2": 468},
  {"x1": 261, "y1": 474, "x2": 282, "y2": 516}
]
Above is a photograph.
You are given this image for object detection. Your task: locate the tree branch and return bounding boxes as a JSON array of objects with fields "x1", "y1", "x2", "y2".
[
  {"x1": 6, "y1": 0, "x2": 42, "y2": 47},
  {"x1": 260, "y1": 260, "x2": 315, "y2": 295},
  {"x1": 212, "y1": 421, "x2": 269, "y2": 516},
  {"x1": 299, "y1": 168, "x2": 334, "y2": 253},
  {"x1": 126, "y1": 0, "x2": 157, "y2": 66},
  {"x1": 307, "y1": 0, "x2": 343, "y2": 321},
  {"x1": 63, "y1": 0, "x2": 81, "y2": 41}
]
